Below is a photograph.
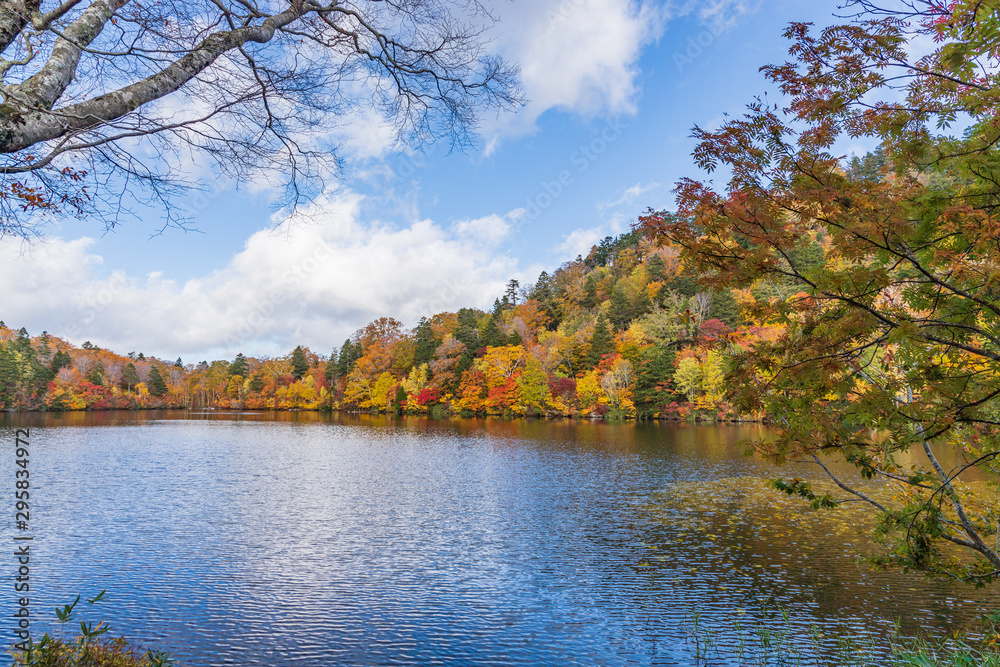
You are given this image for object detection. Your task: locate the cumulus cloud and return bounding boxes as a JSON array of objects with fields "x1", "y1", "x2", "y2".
[
  {"x1": 480, "y1": 0, "x2": 761, "y2": 150},
  {"x1": 483, "y1": 0, "x2": 667, "y2": 147},
  {"x1": 0, "y1": 194, "x2": 523, "y2": 359}
]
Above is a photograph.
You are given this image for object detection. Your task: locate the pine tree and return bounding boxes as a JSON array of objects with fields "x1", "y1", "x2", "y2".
[
  {"x1": 482, "y1": 315, "x2": 505, "y2": 348},
  {"x1": 0, "y1": 343, "x2": 17, "y2": 409},
  {"x1": 608, "y1": 286, "x2": 632, "y2": 331},
  {"x1": 229, "y1": 353, "x2": 250, "y2": 378},
  {"x1": 646, "y1": 253, "x2": 667, "y2": 284},
  {"x1": 581, "y1": 273, "x2": 598, "y2": 310},
  {"x1": 504, "y1": 279, "x2": 520, "y2": 307},
  {"x1": 148, "y1": 365, "x2": 168, "y2": 397},
  {"x1": 413, "y1": 318, "x2": 439, "y2": 367},
  {"x1": 338, "y1": 339, "x2": 358, "y2": 377},
  {"x1": 586, "y1": 314, "x2": 614, "y2": 368},
  {"x1": 290, "y1": 346, "x2": 309, "y2": 380},
  {"x1": 324, "y1": 348, "x2": 340, "y2": 384},
  {"x1": 50, "y1": 350, "x2": 72, "y2": 375},
  {"x1": 455, "y1": 308, "x2": 481, "y2": 352},
  {"x1": 633, "y1": 345, "x2": 677, "y2": 419},
  {"x1": 174, "y1": 357, "x2": 184, "y2": 368},
  {"x1": 122, "y1": 363, "x2": 140, "y2": 391},
  {"x1": 86, "y1": 362, "x2": 105, "y2": 386}
]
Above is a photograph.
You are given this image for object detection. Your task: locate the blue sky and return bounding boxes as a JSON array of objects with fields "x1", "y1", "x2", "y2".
[{"x1": 1, "y1": 0, "x2": 856, "y2": 361}]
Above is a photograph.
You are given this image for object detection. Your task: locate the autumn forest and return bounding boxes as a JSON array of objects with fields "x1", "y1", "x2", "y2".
[{"x1": 0, "y1": 214, "x2": 802, "y2": 419}]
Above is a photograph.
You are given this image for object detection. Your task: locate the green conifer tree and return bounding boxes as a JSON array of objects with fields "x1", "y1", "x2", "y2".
[
  {"x1": 122, "y1": 363, "x2": 140, "y2": 392},
  {"x1": 229, "y1": 353, "x2": 250, "y2": 378},
  {"x1": 586, "y1": 314, "x2": 614, "y2": 368},
  {"x1": 324, "y1": 348, "x2": 340, "y2": 384},
  {"x1": 290, "y1": 346, "x2": 309, "y2": 380},
  {"x1": 86, "y1": 362, "x2": 105, "y2": 386},
  {"x1": 148, "y1": 365, "x2": 168, "y2": 397},
  {"x1": 413, "y1": 318, "x2": 439, "y2": 367}
]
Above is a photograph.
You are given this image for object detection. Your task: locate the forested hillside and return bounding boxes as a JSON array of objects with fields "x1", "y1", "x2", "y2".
[{"x1": 2, "y1": 222, "x2": 812, "y2": 418}]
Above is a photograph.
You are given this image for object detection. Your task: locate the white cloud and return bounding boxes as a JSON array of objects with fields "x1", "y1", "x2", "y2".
[
  {"x1": 450, "y1": 212, "x2": 515, "y2": 244},
  {"x1": 598, "y1": 182, "x2": 661, "y2": 211},
  {"x1": 478, "y1": 0, "x2": 764, "y2": 151},
  {"x1": 483, "y1": 0, "x2": 667, "y2": 147},
  {"x1": 0, "y1": 193, "x2": 522, "y2": 359}
]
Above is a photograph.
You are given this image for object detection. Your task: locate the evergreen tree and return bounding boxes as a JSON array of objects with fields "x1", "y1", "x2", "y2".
[
  {"x1": 530, "y1": 270, "x2": 559, "y2": 328},
  {"x1": 174, "y1": 357, "x2": 184, "y2": 368},
  {"x1": 12, "y1": 329, "x2": 49, "y2": 398},
  {"x1": 608, "y1": 286, "x2": 633, "y2": 331},
  {"x1": 290, "y1": 346, "x2": 309, "y2": 380},
  {"x1": 504, "y1": 279, "x2": 520, "y2": 307},
  {"x1": 0, "y1": 344, "x2": 17, "y2": 409},
  {"x1": 667, "y1": 274, "x2": 699, "y2": 297},
  {"x1": 581, "y1": 273, "x2": 598, "y2": 310},
  {"x1": 229, "y1": 353, "x2": 250, "y2": 378},
  {"x1": 338, "y1": 339, "x2": 359, "y2": 377},
  {"x1": 50, "y1": 350, "x2": 72, "y2": 375},
  {"x1": 122, "y1": 363, "x2": 140, "y2": 391},
  {"x1": 482, "y1": 315, "x2": 505, "y2": 348},
  {"x1": 646, "y1": 253, "x2": 667, "y2": 284},
  {"x1": 711, "y1": 290, "x2": 741, "y2": 328},
  {"x1": 845, "y1": 146, "x2": 885, "y2": 182},
  {"x1": 413, "y1": 318, "x2": 439, "y2": 367},
  {"x1": 249, "y1": 373, "x2": 265, "y2": 393},
  {"x1": 85, "y1": 362, "x2": 105, "y2": 386},
  {"x1": 633, "y1": 345, "x2": 677, "y2": 419},
  {"x1": 324, "y1": 348, "x2": 340, "y2": 384},
  {"x1": 454, "y1": 308, "x2": 481, "y2": 352},
  {"x1": 586, "y1": 314, "x2": 614, "y2": 368},
  {"x1": 148, "y1": 365, "x2": 168, "y2": 397}
]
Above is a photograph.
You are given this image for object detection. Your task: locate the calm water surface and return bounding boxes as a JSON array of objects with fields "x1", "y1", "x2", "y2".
[{"x1": 0, "y1": 412, "x2": 996, "y2": 666}]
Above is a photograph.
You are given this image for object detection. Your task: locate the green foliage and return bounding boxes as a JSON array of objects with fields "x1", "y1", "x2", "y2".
[
  {"x1": 412, "y1": 318, "x2": 439, "y2": 367},
  {"x1": 845, "y1": 146, "x2": 886, "y2": 182},
  {"x1": 337, "y1": 339, "x2": 359, "y2": 377},
  {"x1": 121, "y1": 363, "x2": 140, "y2": 391},
  {"x1": 14, "y1": 590, "x2": 173, "y2": 667},
  {"x1": 50, "y1": 350, "x2": 72, "y2": 375},
  {"x1": 228, "y1": 353, "x2": 249, "y2": 378},
  {"x1": 324, "y1": 348, "x2": 339, "y2": 384},
  {"x1": 147, "y1": 366, "x2": 168, "y2": 397},
  {"x1": 289, "y1": 346, "x2": 309, "y2": 380},
  {"x1": 768, "y1": 478, "x2": 838, "y2": 510},
  {"x1": 586, "y1": 314, "x2": 614, "y2": 368},
  {"x1": 85, "y1": 363, "x2": 105, "y2": 386},
  {"x1": 633, "y1": 344, "x2": 677, "y2": 418}
]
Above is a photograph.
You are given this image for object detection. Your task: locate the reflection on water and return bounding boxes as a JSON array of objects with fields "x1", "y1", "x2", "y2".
[{"x1": 0, "y1": 411, "x2": 996, "y2": 666}]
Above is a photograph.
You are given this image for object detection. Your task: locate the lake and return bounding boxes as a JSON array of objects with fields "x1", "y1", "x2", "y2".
[{"x1": 1, "y1": 411, "x2": 997, "y2": 665}]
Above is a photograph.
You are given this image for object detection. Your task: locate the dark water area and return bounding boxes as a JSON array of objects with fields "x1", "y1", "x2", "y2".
[{"x1": 0, "y1": 411, "x2": 996, "y2": 665}]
